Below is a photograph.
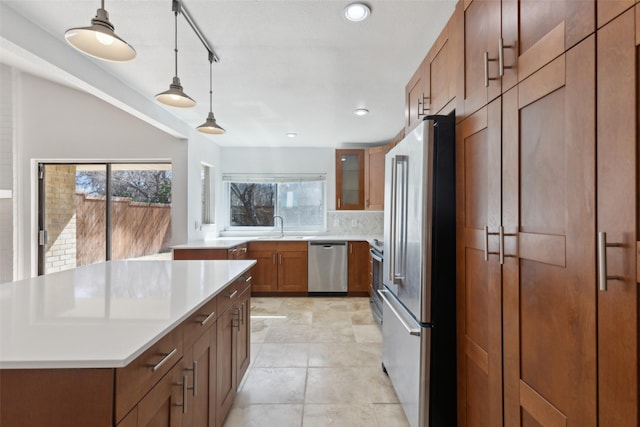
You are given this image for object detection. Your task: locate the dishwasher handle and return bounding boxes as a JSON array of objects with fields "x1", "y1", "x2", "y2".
[{"x1": 309, "y1": 242, "x2": 346, "y2": 247}]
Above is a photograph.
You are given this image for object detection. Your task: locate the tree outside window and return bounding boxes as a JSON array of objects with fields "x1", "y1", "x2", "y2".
[{"x1": 227, "y1": 178, "x2": 325, "y2": 230}]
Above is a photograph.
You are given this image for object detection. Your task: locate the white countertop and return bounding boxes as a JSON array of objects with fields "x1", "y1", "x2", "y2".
[
  {"x1": 0, "y1": 260, "x2": 255, "y2": 369},
  {"x1": 172, "y1": 235, "x2": 381, "y2": 250}
]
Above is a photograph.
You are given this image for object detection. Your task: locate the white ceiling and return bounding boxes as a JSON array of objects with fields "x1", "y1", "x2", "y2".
[{"x1": 1, "y1": 0, "x2": 456, "y2": 148}]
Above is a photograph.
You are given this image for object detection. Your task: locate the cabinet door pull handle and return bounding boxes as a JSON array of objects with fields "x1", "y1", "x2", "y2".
[
  {"x1": 484, "y1": 51, "x2": 499, "y2": 87},
  {"x1": 417, "y1": 94, "x2": 430, "y2": 117},
  {"x1": 198, "y1": 311, "x2": 216, "y2": 326},
  {"x1": 240, "y1": 302, "x2": 245, "y2": 325},
  {"x1": 598, "y1": 231, "x2": 622, "y2": 291},
  {"x1": 337, "y1": 198, "x2": 341, "y2": 209},
  {"x1": 174, "y1": 374, "x2": 188, "y2": 413},
  {"x1": 483, "y1": 226, "x2": 499, "y2": 262},
  {"x1": 149, "y1": 348, "x2": 178, "y2": 372},
  {"x1": 228, "y1": 289, "x2": 238, "y2": 299},
  {"x1": 191, "y1": 361, "x2": 198, "y2": 396},
  {"x1": 498, "y1": 37, "x2": 514, "y2": 77},
  {"x1": 245, "y1": 275, "x2": 252, "y2": 282},
  {"x1": 184, "y1": 361, "x2": 197, "y2": 396}
]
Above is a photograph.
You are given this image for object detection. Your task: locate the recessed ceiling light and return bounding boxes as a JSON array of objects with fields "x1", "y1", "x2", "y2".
[
  {"x1": 344, "y1": 3, "x2": 371, "y2": 22},
  {"x1": 353, "y1": 108, "x2": 369, "y2": 116},
  {"x1": 286, "y1": 132, "x2": 297, "y2": 138}
]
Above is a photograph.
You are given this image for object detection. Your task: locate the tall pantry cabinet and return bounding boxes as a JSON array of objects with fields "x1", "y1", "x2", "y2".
[
  {"x1": 596, "y1": 6, "x2": 638, "y2": 427},
  {"x1": 447, "y1": 0, "x2": 639, "y2": 426}
]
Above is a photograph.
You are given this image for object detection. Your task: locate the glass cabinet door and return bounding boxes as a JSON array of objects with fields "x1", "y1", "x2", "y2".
[{"x1": 336, "y1": 149, "x2": 364, "y2": 210}]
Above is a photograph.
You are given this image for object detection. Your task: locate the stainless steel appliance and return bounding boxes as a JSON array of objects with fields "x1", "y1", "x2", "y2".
[
  {"x1": 308, "y1": 241, "x2": 348, "y2": 293},
  {"x1": 381, "y1": 115, "x2": 456, "y2": 427},
  {"x1": 369, "y1": 239, "x2": 384, "y2": 323}
]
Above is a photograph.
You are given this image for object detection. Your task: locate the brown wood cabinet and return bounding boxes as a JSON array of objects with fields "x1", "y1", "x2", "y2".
[
  {"x1": 216, "y1": 280, "x2": 251, "y2": 427},
  {"x1": 182, "y1": 295, "x2": 218, "y2": 427},
  {"x1": 455, "y1": 98, "x2": 503, "y2": 427},
  {"x1": 405, "y1": 56, "x2": 430, "y2": 132},
  {"x1": 173, "y1": 243, "x2": 247, "y2": 261},
  {"x1": 501, "y1": 36, "x2": 597, "y2": 427},
  {"x1": 596, "y1": 9, "x2": 638, "y2": 427},
  {"x1": 119, "y1": 361, "x2": 185, "y2": 427},
  {"x1": 406, "y1": 4, "x2": 461, "y2": 130},
  {"x1": 335, "y1": 149, "x2": 365, "y2": 210},
  {"x1": 364, "y1": 146, "x2": 385, "y2": 211},
  {"x1": 173, "y1": 248, "x2": 227, "y2": 260},
  {"x1": 459, "y1": 0, "x2": 594, "y2": 119},
  {"x1": 228, "y1": 244, "x2": 248, "y2": 260},
  {"x1": 347, "y1": 241, "x2": 370, "y2": 295},
  {"x1": 248, "y1": 241, "x2": 308, "y2": 294}
]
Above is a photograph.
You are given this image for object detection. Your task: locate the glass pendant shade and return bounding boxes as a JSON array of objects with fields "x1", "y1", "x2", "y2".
[
  {"x1": 155, "y1": 76, "x2": 197, "y2": 108},
  {"x1": 197, "y1": 112, "x2": 226, "y2": 135},
  {"x1": 65, "y1": 7, "x2": 136, "y2": 62}
]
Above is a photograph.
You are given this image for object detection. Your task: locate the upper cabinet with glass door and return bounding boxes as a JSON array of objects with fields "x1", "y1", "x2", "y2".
[{"x1": 335, "y1": 149, "x2": 365, "y2": 210}]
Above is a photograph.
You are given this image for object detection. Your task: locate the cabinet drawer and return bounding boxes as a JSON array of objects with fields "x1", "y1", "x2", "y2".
[
  {"x1": 183, "y1": 296, "x2": 217, "y2": 348},
  {"x1": 218, "y1": 275, "x2": 252, "y2": 315},
  {"x1": 115, "y1": 326, "x2": 184, "y2": 423},
  {"x1": 173, "y1": 248, "x2": 227, "y2": 260}
]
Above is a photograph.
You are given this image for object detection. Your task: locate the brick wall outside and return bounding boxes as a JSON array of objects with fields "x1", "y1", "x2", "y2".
[{"x1": 44, "y1": 165, "x2": 77, "y2": 273}]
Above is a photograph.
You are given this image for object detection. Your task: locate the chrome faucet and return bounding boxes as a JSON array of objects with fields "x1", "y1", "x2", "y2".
[{"x1": 273, "y1": 215, "x2": 284, "y2": 238}]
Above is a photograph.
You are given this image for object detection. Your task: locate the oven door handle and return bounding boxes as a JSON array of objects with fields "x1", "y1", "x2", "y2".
[{"x1": 370, "y1": 249, "x2": 383, "y2": 263}]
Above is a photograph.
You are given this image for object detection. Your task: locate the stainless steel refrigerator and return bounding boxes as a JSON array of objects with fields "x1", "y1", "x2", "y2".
[{"x1": 380, "y1": 115, "x2": 456, "y2": 427}]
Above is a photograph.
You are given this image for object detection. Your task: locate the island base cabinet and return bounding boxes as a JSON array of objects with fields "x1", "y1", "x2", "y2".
[
  {"x1": 180, "y1": 325, "x2": 217, "y2": 427},
  {"x1": 0, "y1": 368, "x2": 114, "y2": 427},
  {"x1": 216, "y1": 305, "x2": 237, "y2": 427},
  {"x1": 120, "y1": 361, "x2": 185, "y2": 427},
  {"x1": 236, "y1": 288, "x2": 251, "y2": 382},
  {"x1": 216, "y1": 282, "x2": 252, "y2": 427}
]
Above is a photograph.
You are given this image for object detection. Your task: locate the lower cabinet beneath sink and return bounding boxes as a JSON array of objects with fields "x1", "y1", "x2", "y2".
[{"x1": 248, "y1": 241, "x2": 308, "y2": 294}]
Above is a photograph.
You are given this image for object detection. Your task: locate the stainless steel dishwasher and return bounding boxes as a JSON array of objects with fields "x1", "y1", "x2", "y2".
[{"x1": 308, "y1": 241, "x2": 348, "y2": 293}]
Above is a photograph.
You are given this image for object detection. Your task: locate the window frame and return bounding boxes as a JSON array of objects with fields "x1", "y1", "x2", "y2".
[{"x1": 223, "y1": 174, "x2": 327, "y2": 232}]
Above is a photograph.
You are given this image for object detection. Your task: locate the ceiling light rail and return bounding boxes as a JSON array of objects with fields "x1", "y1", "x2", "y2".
[{"x1": 173, "y1": 0, "x2": 220, "y2": 64}]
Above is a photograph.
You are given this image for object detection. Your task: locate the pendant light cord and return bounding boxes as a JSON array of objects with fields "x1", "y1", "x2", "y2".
[
  {"x1": 173, "y1": 11, "x2": 179, "y2": 78},
  {"x1": 208, "y1": 56, "x2": 213, "y2": 112}
]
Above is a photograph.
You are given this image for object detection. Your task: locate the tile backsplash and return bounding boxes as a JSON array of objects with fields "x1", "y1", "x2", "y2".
[{"x1": 326, "y1": 210, "x2": 383, "y2": 235}]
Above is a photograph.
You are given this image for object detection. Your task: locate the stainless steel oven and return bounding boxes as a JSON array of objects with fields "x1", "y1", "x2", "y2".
[{"x1": 369, "y1": 241, "x2": 384, "y2": 323}]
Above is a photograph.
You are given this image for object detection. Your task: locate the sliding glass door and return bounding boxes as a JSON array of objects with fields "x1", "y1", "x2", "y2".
[{"x1": 38, "y1": 163, "x2": 172, "y2": 275}]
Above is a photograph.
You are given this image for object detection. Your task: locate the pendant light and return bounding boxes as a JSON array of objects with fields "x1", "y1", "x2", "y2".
[
  {"x1": 64, "y1": 0, "x2": 136, "y2": 62},
  {"x1": 155, "y1": 10, "x2": 196, "y2": 108},
  {"x1": 197, "y1": 53, "x2": 226, "y2": 135}
]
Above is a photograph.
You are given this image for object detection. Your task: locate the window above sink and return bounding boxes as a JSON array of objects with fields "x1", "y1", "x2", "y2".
[{"x1": 222, "y1": 174, "x2": 327, "y2": 233}]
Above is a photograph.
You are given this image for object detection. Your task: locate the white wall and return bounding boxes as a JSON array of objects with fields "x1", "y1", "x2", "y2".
[
  {"x1": 13, "y1": 71, "x2": 193, "y2": 279},
  {"x1": 187, "y1": 135, "x2": 222, "y2": 241}
]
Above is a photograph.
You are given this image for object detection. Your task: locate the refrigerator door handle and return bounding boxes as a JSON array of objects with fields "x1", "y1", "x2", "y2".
[
  {"x1": 389, "y1": 155, "x2": 408, "y2": 284},
  {"x1": 378, "y1": 289, "x2": 421, "y2": 336},
  {"x1": 388, "y1": 156, "x2": 398, "y2": 283}
]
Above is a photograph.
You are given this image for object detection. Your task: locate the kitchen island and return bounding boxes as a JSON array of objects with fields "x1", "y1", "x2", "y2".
[{"x1": 0, "y1": 259, "x2": 255, "y2": 427}]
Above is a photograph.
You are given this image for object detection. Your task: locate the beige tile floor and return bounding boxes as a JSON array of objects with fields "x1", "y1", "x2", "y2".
[{"x1": 223, "y1": 297, "x2": 410, "y2": 427}]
